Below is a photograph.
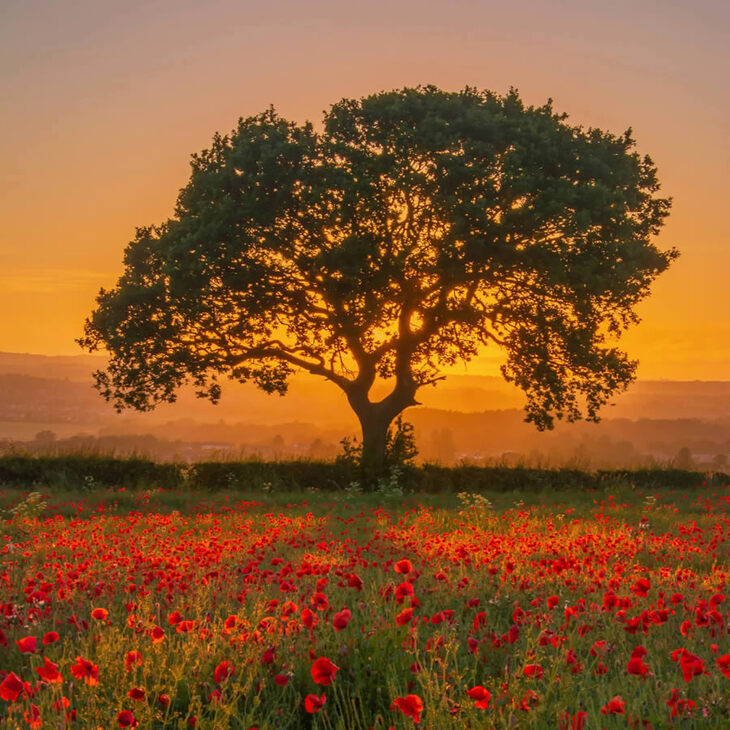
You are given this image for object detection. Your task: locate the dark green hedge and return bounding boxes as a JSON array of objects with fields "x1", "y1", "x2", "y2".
[
  {"x1": 0, "y1": 455, "x2": 182, "y2": 489},
  {"x1": 0, "y1": 455, "x2": 725, "y2": 492}
]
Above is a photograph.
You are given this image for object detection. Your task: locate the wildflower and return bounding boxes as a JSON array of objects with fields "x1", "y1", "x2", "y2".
[
  {"x1": 70, "y1": 656, "x2": 99, "y2": 685},
  {"x1": 214, "y1": 661, "x2": 235, "y2": 684},
  {"x1": 333, "y1": 608, "x2": 351, "y2": 631},
  {"x1": 117, "y1": 710, "x2": 137, "y2": 728},
  {"x1": 43, "y1": 631, "x2": 59, "y2": 645},
  {"x1": 311, "y1": 657, "x2": 339, "y2": 685},
  {"x1": 394, "y1": 559, "x2": 413, "y2": 574},
  {"x1": 24, "y1": 704, "x2": 41, "y2": 729},
  {"x1": 304, "y1": 693, "x2": 326, "y2": 713},
  {"x1": 128, "y1": 688, "x2": 145, "y2": 701},
  {"x1": 16, "y1": 636, "x2": 37, "y2": 654},
  {"x1": 125, "y1": 651, "x2": 143, "y2": 671},
  {"x1": 466, "y1": 685, "x2": 490, "y2": 709},
  {"x1": 601, "y1": 696, "x2": 626, "y2": 714},
  {"x1": 35, "y1": 656, "x2": 63, "y2": 684},
  {"x1": 392, "y1": 694, "x2": 423, "y2": 723},
  {"x1": 91, "y1": 608, "x2": 109, "y2": 621},
  {"x1": 0, "y1": 672, "x2": 27, "y2": 702},
  {"x1": 523, "y1": 664, "x2": 543, "y2": 679}
]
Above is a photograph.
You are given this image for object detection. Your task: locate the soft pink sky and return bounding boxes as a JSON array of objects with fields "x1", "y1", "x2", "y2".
[{"x1": 1, "y1": 0, "x2": 728, "y2": 378}]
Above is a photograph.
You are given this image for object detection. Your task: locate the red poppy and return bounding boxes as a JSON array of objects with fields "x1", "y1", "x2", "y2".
[
  {"x1": 311, "y1": 657, "x2": 339, "y2": 686},
  {"x1": 392, "y1": 694, "x2": 423, "y2": 723},
  {"x1": 466, "y1": 685, "x2": 490, "y2": 709},
  {"x1": 128, "y1": 687, "x2": 145, "y2": 701},
  {"x1": 304, "y1": 693, "x2": 326, "y2": 713},
  {"x1": 35, "y1": 656, "x2": 63, "y2": 684},
  {"x1": 70, "y1": 656, "x2": 99, "y2": 685},
  {"x1": 42, "y1": 631, "x2": 60, "y2": 645},
  {"x1": 601, "y1": 696, "x2": 626, "y2": 715},
  {"x1": 214, "y1": 661, "x2": 235, "y2": 684},
  {"x1": 716, "y1": 654, "x2": 730, "y2": 679},
  {"x1": 523, "y1": 664, "x2": 543, "y2": 679},
  {"x1": 125, "y1": 651, "x2": 143, "y2": 671},
  {"x1": 24, "y1": 704, "x2": 41, "y2": 729},
  {"x1": 627, "y1": 656, "x2": 649, "y2": 678},
  {"x1": 396, "y1": 607, "x2": 414, "y2": 626},
  {"x1": 0, "y1": 672, "x2": 27, "y2": 702},
  {"x1": 394, "y1": 559, "x2": 413, "y2": 574},
  {"x1": 333, "y1": 608, "x2": 351, "y2": 631},
  {"x1": 16, "y1": 636, "x2": 37, "y2": 654},
  {"x1": 149, "y1": 625, "x2": 165, "y2": 643},
  {"x1": 274, "y1": 674, "x2": 290, "y2": 686},
  {"x1": 117, "y1": 710, "x2": 137, "y2": 728},
  {"x1": 91, "y1": 608, "x2": 109, "y2": 621},
  {"x1": 158, "y1": 694, "x2": 170, "y2": 708},
  {"x1": 395, "y1": 582, "x2": 414, "y2": 603},
  {"x1": 559, "y1": 710, "x2": 588, "y2": 730}
]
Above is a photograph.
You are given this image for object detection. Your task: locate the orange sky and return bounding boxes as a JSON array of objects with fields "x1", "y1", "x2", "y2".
[{"x1": 1, "y1": 0, "x2": 728, "y2": 379}]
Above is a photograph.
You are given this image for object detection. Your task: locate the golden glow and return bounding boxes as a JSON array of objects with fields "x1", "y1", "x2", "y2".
[{"x1": 0, "y1": 1, "x2": 727, "y2": 379}]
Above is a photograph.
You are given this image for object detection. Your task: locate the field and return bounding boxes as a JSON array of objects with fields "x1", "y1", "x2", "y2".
[{"x1": 0, "y1": 483, "x2": 728, "y2": 728}]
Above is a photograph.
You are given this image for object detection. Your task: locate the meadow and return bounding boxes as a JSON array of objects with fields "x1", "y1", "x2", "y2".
[{"x1": 0, "y1": 480, "x2": 728, "y2": 729}]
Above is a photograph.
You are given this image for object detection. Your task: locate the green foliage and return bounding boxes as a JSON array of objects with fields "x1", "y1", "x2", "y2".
[{"x1": 79, "y1": 86, "x2": 675, "y2": 474}]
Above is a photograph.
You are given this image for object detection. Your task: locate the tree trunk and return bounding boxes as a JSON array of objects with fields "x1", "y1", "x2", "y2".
[
  {"x1": 358, "y1": 409, "x2": 391, "y2": 488},
  {"x1": 347, "y1": 381, "x2": 417, "y2": 490}
]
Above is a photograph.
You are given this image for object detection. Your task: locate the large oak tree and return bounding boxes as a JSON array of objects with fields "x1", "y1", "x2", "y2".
[{"x1": 80, "y1": 86, "x2": 675, "y2": 479}]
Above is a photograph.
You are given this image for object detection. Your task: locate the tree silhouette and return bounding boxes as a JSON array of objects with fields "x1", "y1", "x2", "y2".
[{"x1": 79, "y1": 86, "x2": 675, "y2": 481}]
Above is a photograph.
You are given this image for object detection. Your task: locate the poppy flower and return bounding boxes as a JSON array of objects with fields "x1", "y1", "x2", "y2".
[
  {"x1": 70, "y1": 656, "x2": 99, "y2": 685},
  {"x1": 394, "y1": 559, "x2": 413, "y2": 574},
  {"x1": 16, "y1": 636, "x2": 37, "y2": 654},
  {"x1": 0, "y1": 672, "x2": 27, "y2": 702},
  {"x1": 523, "y1": 664, "x2": 543, "y2": 679},
  {"x1": 43, "y1": 631, "x2": 60, "y2": 645},
  {"x1": 396, "y1": 607, "x2": 414, "y2": 626},
  {"x1": 214, "y1": 661, "x2": 235, "y2": 684},
  {"x1": 601, "y1": 696, "x2": 626, "y2": 715},
  {"x1": 125, "y1": 651, "x2": 143, "y2": 671},
  {"x1": 305, "y1": 693, "x2": 326, "y2": 713},
  {"x1": 311, "y1": 657, "x2": 339, "y2": 686},
  {"x1": 117, "y1": 710, "x2": 137, "y2": 728},
  {"x1": 392, "y1": 694, "x2": 423, "y2": 723},
  {"x1": 716, "y1": 654, "x2": 730, "y2": 679},
  {"x1": 158, "y1": 694, "x2": 170, "y2": 708},
  {"x1": 91, "y1": 608, "x2": 109, "y2": 621},
  {"x1": 35, "y1": 656, "x2": 63, "y2": 684},
  {"x1": 627, "y1": 656, "x2": 649, "y2": 678},
  {"x1": 149, "y1": 625, "x2": 165, "y2": 643},
  {"x1": 128, "y1": 688, "x2": 145, "y2": 701},
  {"x1": 333, "y1": 608, "x2": 351, "y2": 631},
  {"x1": 559, "y1": 711, "x2": 587, "y2": 730},
  {"x1": 23, "y1": 703, "x2": 41, "y2": 729},
  {"x1": 395, "y1": 582, "x2": 414, "y2": 603},
  {"x1": 466, "y1": 685, "x2": 490, "y2": 709},
  {"x1": 274, "y1": 674, "x2": 290, "y2": 687}
]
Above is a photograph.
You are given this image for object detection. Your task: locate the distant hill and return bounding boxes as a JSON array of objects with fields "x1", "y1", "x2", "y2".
[
  {"x1": 2, "y1": 351, "x2": 730, "y2": 422},
  {"x1": 0, "y1": 352, "x2": 729, "y2": 469}
]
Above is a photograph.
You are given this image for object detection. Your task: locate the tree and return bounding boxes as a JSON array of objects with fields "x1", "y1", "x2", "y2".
[{"x1": 79, "y1": 86, "x2": 675, "y2": 483}]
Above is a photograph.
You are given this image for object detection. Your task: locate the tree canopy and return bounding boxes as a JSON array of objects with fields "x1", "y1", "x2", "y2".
[{"x1": 80, "y1": 86, "x2": 676, "y2": 476}]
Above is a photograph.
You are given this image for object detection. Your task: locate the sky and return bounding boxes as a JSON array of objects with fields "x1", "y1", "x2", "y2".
[{"x1": 1, "y1": 0, "x2": 728, "y2": 379}]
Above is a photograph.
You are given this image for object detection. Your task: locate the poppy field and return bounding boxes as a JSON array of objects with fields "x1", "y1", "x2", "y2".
[{"x1": 0, "y1": 485, "x2": 728, "y2": 729}]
